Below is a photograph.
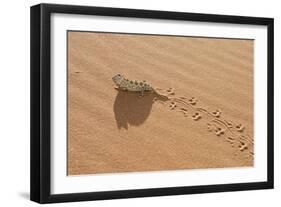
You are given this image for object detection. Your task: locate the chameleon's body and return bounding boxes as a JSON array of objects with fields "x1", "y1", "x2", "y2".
[{"x1": 112, "y1": 74, "x2": 155, "y2": 96}]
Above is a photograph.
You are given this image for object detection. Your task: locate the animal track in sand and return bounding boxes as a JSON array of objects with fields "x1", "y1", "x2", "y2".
[
  {"x1": 169, "y1": 102, "x2": 177, "y2": 110},
  {"x1": 153, "y1": 87, "x2": 254, "y2": 158},
  {"x1": 214, "y1": 126, "x2": 225, "y2": 136},
  {"x1": 188, "y1": 97, "x2": 197, "y2": 105},
  {"x1": 212, "y1": 109, "x2": 221, "y2": 118},
  {"x1": 236, "y1": 124, "x2": 245, "y2": 132},
  {"x1": 226, "y1": 137, "x2": 235, "y2": 146},
  {"x1": 166, "y1": 88, "x2": 175, "y2": 95},
  {"x1": 192, "y1": 112, "x2": 201, "y2": 121},
  {"x1": 238, "y1": 141, "x2": 248, "y2": 152},
  {"x1": 179, "y1": 108, "x2": 188, "y2": 117}
]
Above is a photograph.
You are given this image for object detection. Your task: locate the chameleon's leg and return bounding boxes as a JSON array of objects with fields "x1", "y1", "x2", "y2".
[
  {"x1": 114, "y1": 86, "x2": 127, "y2": 91},
  {"x1": 139, "y1": 89, "x2": 144, "y2": 97}
]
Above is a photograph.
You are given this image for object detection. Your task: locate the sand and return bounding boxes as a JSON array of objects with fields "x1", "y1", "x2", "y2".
[{"x1": 67, "y1": 31, "x2": 254, "y2": 175}]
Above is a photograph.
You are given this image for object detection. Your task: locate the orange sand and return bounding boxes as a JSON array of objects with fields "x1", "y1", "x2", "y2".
[{"x1": 67, "y1": 31, "x2": 254, "y2": 175}]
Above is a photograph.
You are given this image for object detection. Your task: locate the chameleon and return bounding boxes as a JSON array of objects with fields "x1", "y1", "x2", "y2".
[{"x1": 112, "y1": 74, "x2": 168, "y2": 97}]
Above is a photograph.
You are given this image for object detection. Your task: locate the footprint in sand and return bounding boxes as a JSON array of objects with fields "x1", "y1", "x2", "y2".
[
  {"x1": 214, "y1": 126, "x2": 225, "y2": 136},
  {"x1": 227, "y1": 137, "x2": 235, "y2": 146},
  {"x1": 238, "y1": 141, "x2": 248, "y2": 152},
  {"x1": 179, "y1": 108, "x2": 188, "y2": 117},
  {"x1": 207, "y1": 123, "x2": 213, "y2": 131},
  {"x1": 236, "y1": 124, "x2": 245, "y2": 132},
  {"x1": 166, "y1": 88, "x2": 175, "y2": 95},
  {"x1": 212, "y1": 109, "x2": 221, "y2": 118},
  {"x1": 207, "y1": 123, "x2": 234, "y2": 146},
  {"x1": 188, "y1": 97, "x2": 197, "y2": 105},
  {"x1": 192, "y1": 112, "x2": 201, "y2": 121},
  {"x1": 169, "y1": 101, "x2": 177, "y2": 110}
]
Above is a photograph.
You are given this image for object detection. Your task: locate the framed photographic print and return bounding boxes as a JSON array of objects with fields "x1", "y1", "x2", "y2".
[{"x1": 30, "y1": 3, "x2": 274, "y2": 203}]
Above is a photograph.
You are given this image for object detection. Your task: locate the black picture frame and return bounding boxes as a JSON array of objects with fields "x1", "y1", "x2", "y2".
[{"x1": 30, "y1": 3, "x2": 274, "y2": 204}]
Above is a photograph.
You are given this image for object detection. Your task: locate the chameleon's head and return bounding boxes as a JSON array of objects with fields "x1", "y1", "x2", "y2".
[{"x1": 112, "y1": 74, "x2": 124, "y2": 85}]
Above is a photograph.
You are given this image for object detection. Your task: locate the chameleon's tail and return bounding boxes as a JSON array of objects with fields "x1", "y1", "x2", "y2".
[{"x1": 152, "y1": 88, "x2": 170, "y2": 101}]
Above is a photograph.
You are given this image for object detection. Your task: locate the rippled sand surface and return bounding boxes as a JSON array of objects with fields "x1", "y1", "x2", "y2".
[{"x1": 67, "y1": 32, "x2": 253, "y2": 175}]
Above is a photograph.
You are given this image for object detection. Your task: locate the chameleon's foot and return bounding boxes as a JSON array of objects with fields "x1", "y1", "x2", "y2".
[
  {"x1": 139, "y1": 90, "x2": 144, "y2": 97},
  {"x1": 114, "y1": 87, "x2": 127, "y2": 92}
]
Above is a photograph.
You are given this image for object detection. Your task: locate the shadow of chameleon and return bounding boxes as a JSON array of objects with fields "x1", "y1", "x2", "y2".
[{"x1": 113, "y1": 90, "x2": 168, "y2": 129}]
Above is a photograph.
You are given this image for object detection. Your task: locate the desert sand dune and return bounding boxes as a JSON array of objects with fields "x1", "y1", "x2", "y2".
[{"x1": 67, "y1": 31, "x2": 253, "y2": 175}]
